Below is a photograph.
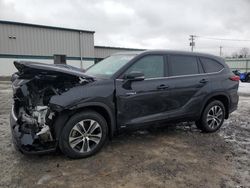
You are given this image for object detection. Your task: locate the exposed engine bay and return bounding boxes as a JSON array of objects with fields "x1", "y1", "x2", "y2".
[{"x1": 11, "y1": 61, "x2": 93, "y2": 152}]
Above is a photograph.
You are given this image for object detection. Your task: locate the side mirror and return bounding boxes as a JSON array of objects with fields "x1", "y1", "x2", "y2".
[{"x1": 124, "y1": 71, "x2": 145, "y2": 81}]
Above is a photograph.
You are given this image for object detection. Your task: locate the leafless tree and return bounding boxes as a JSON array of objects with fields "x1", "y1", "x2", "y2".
[
  {"x1": 231, "y1": 52, "x2": 239, "y2": 58},
  {"x1": 239, "y1": 47, "x2": 250, "y2": 58},
  {"x1": 231, "y1": 47, "x2": 250, "y2": 58}
]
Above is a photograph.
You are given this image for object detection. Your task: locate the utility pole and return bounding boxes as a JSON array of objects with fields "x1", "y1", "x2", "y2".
[
  {"x1": 79, "y1": 31, "x2": 83, "y2": 69},
  {"x1": 189, "y1": 35, "x2": 195, "y2": 52},
  {"x1": 219, "y1": 46, "x2": 223, "y2": 56}
]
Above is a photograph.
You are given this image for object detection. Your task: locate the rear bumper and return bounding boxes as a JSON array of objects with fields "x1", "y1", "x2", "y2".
[
  {"x1": 229, "y1": 103, "x2": 238, "y2": 114},
  {"x1": 228, "y1": 91, "x2": 239, "y2": 115},
  {"x1": 10, "y1": 105, "x2": 56, "y2": 154}
]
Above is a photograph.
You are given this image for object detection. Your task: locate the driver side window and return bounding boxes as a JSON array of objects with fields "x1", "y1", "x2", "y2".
[{"x1": 125, "y1": 55, "x2": 164, "y2": 79}]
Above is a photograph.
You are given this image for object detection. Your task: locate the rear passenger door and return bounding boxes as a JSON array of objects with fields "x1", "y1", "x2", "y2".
[{"x1": 166, "y1": 55, "x2": 208, "y2": 116}]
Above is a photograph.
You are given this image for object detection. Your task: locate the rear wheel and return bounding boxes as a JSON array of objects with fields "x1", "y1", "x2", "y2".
[
  {"x1": 196, "y1": 100, "x2": 225, "y2": 133},
  {"x1": 59, "y1": 111, "x2": 108, "y2": 158}
]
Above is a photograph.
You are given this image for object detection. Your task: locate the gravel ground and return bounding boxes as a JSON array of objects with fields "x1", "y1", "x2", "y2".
[{"x1": 0, "y1": 82, "x2": 249, "y2": 188}]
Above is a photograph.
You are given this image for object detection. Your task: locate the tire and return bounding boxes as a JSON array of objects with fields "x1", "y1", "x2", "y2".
[
  {"x1": 195, "y1": 100, "x2": 225, "y2": 133},
  {"x1": 59, "y1": 110, "x2": 108, "y2": 159}
]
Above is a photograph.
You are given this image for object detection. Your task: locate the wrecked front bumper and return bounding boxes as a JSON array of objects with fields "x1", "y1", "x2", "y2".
[{"x1": 10, "y1": 105, "x2": 57, "y2": 154}]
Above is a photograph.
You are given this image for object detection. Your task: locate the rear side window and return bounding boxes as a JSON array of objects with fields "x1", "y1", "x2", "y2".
[
  {"x1": 169, "y1": 55, "x2": 199, "y2": 76},
  {"x1": 200, "y1": 58, "x2": 224, "y2": 73},
  {"x1": 125, "y1": 55, "x2": 164, "y2": 78}
]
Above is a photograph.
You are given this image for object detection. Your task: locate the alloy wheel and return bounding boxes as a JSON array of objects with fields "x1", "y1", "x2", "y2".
[
  {"x1": 206, "y1": 105, "x2": 223, "y2": 129},
  {"x1": 68, "y1": 119, "x2": 102, "y2": 153}
]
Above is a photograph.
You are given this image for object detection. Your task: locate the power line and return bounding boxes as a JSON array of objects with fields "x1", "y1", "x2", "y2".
[
  {"x1": 219, "y1": 46, "x2": 250, "y2": 49},
  {"x1": 191, "y1": 45, "x2": 250, "y2": 49},
  {"x1": 196, "y1": 36, "x2": 250, "y2": 42}
]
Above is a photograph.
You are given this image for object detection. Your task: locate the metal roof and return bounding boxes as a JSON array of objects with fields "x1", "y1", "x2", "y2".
[
  {"x1": 0, "y1": 20, "x2": 95, "y2": 34},
  {"x1": 94, "y1": 45, "x2": 145, "y2": 51}
]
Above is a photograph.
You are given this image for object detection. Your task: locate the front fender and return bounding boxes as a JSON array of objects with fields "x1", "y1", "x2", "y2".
[
  {"x1": 53, "y1": 102, "x2": 116, "y2": 141},
  {"x1": 50, "y1": 79, "x2": 116, "y2": 139}
]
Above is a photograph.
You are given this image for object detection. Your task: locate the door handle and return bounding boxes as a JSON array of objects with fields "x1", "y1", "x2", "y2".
[
  {"x1": 157, "y1": 84, "x2": 169, "y2": 90},
  {"x1": 199, "y1": 79, "x2": 208, "y2": 84},
  {"x1": 125, "y1": 91, "x2": 137, "y2": 96}
]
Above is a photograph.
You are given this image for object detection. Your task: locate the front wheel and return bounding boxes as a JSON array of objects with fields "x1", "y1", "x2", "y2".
[
  {"x1": 196, "y1": 100, "x2": 225, "y2": 133},
  {"x1": 59, "y1": 111, "x2": 108, "y2": 158}
]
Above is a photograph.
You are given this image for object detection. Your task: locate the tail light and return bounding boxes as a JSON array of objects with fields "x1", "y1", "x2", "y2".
[{"x1": 230, "y1": 75, "x2": 240, "y2": 81}]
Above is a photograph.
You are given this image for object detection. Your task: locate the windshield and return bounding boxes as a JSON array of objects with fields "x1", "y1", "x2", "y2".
[{"x1": 85, "y1": 55, "x2": 135, "y2": 78}]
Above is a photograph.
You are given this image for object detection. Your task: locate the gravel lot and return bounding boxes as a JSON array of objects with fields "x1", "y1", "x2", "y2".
[{"x1": 0, "y1": 82, "x2": 249, "y2": 188}]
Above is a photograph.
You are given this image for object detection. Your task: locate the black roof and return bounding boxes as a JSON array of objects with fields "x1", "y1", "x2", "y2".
[
  {"x1": 0, "y1": 20, "x2": 95, "y2": 34},
  {"x1": 115, "y1": 50, "x2": 224, "y2": 62}
]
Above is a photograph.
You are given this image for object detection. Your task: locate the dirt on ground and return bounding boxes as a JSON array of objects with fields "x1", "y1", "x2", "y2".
[{"x1": 0, "y1": 82, "x2": 249, "y2": 188}]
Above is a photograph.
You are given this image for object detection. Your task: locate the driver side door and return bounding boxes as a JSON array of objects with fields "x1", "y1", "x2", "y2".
[{"x1": 115, "y1": 55, "x2": 172, "y2": 129}]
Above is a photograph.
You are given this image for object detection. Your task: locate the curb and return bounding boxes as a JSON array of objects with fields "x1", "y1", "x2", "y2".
[
  {"x1": 0, "y1": 76, "x2": 11, "y2": 81},
  {"x1": 0, "y1": 81, "x2": 11, "y2": 84}
]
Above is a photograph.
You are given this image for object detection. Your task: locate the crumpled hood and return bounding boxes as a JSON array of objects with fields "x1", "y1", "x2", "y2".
[{"x1": 14, "y1": 61, "x2": 93, "y2": 79}]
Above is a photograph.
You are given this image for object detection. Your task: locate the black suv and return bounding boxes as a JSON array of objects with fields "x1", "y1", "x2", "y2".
[{"x1": 10, "y1": 50, "x2": 239, "y2": 158}]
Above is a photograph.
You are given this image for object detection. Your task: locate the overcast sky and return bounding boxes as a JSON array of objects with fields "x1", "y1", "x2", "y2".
[{"x1": 1, "y1": 0, "x2": 250, "y2": 56}]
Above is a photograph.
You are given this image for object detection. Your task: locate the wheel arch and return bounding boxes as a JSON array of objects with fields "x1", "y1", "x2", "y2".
[
  {"x1": 53, "y1": 102, "x2": 116, "y2": 141},
  {"x1": 201, "y1": 93, "x2": 230, "y2": 119}
]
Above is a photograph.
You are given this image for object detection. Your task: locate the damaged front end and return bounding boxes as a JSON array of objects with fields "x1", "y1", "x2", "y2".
[{"x1": 10, "y1": 61, "x2": 93, "y2": 154}]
